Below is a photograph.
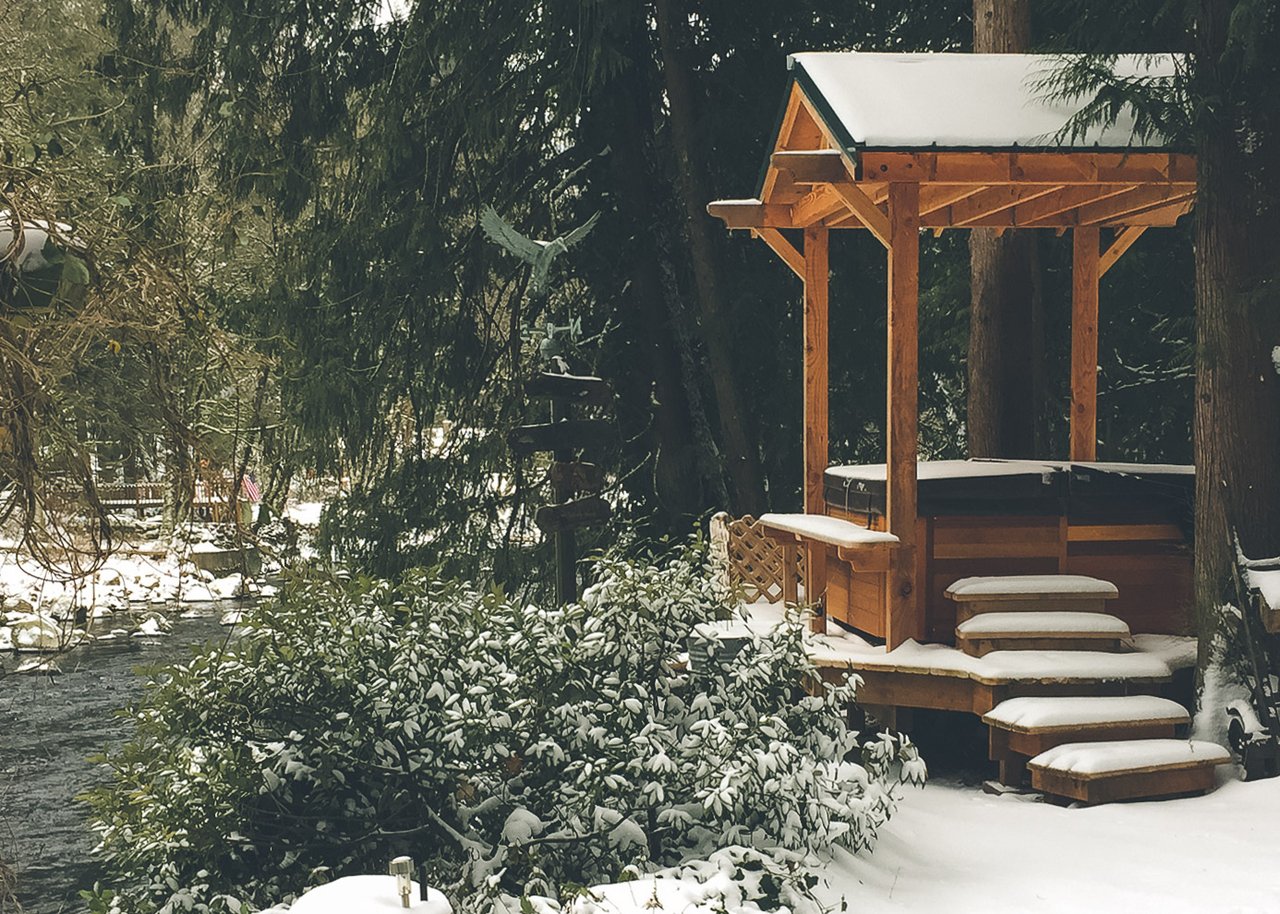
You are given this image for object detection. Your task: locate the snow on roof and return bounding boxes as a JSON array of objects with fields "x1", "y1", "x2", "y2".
[
  {"x1": 789, "y1": 52, "x2": 1181, "y2": 152},
  {"x1": 984, "y1": 695, "x2": 1189, "y2": 731},
  {"x1": 1029, "y1": 738, "x2": 1230, "y2": 776}
]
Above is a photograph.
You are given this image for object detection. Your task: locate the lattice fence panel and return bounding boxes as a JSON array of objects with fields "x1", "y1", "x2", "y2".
[{"x1": 710, "y1": 512, "x2": 804, "y2": 604}]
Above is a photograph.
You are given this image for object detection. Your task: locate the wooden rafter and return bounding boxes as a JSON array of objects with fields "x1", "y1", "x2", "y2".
[
  {"x1": 1076, "y1": 188, "x2": 1197, "y2": 226},
  {"x1": 751, "y1": 228, "x2": 805, "y2": 279},
  {"x1": 943, "y1": 184, "x2": 1062, "y2": 227},
  {"x1": 1099, "y1": 226, "x2": 1148, "y2": 276},
  {"x1": 792, "y1": 185, "x2": 848, "y2": 226},
  {"x1": 920, "y1": 184, "x2": 990, "y2": 216},
  {"x1": 1008, "y1": 184, "x2": 1137, "y2": 225}
]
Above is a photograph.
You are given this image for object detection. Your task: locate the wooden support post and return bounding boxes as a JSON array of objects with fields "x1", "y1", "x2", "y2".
[
  {"x1": 803, "y1": 227, "x2": 829, "y2": 515},
  {"x1": 805, "y1": 541, "x2": 828, "y2": 633},
  {"x1": 1071, "y1": 227, "x2": 1100, "y2": 462},
  {"x1": 886, "y1": 183, "x2": 921, "y2": 649}
]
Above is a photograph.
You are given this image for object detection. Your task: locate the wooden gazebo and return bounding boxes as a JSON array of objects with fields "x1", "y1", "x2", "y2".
[{"x1": 710, "y1": 52, "x2": 1195, "y2": 650}]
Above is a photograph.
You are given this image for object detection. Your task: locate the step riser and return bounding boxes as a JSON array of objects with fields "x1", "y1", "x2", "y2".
[
  {"x1": 1031, "y1": 764, "x2": 1218, "y2": 805},
  {"x1": 960, "y1": 635, "x2": 1126, "y2": 657},
  {"x1": 990, "y1": 722, "x2": 1183, "y2": 777}
]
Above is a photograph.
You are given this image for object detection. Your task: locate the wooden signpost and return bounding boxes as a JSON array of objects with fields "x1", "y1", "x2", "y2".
[{"x1": 508, "y1": 370, "x2": 614, "y2": 603}]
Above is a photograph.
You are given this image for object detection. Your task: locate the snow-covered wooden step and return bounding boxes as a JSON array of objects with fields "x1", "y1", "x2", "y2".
[
  {"x1": 983, "y1": 696, "x2": 1190, "y2": 783},
  {"x1": 955, "y1": 611, "x2": 1131, "y2": 656},
  {"x1": 1028, "y1": 739, "x2": 1231, "y2": 804},
  {"x1": 946, "y1": 574, "x2": 1119, "y2": 624},
  {"x1": 975, "y1": 649, "x2": 1171, "y2": 685}
]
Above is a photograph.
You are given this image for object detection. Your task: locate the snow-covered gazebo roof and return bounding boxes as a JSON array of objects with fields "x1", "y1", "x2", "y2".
[
  {"x1": 787, "y1": 52, "x2": 1180, "y2": 152},
  {"x1": 708, "y1": 51, "x2": 1194, "y2": 236}
]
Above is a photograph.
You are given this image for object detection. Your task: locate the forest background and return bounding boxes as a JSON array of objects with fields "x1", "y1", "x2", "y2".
[{"x1": 4, "y1": 0, "x2": 1258, "y2": 600}]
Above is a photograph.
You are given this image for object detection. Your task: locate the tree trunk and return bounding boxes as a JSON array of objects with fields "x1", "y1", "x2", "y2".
[
  {"x1": 968, "y1": 0, "x2": 1045, "y2": 458},
  {"x1": 596, "y1": 41, "x2": 719, "y2": 529},
  {"x1": 1191, "y1": 0, "x2": 1280, "y2": 665},
  {"x1": 652, "y1": 0, "x2": 766, "y2": 514}
]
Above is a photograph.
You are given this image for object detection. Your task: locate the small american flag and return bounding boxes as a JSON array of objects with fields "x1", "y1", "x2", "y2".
[{"x1": 238, "y1": 474, "x2": 262, "y2": 503}]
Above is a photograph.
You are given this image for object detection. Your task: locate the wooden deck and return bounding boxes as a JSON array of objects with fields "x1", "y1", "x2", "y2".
[{"x1": 738, "y1": 601, "x2": 1194, "y2": 711}]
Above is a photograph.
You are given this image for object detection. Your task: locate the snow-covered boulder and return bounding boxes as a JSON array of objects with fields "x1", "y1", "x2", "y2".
[{"x1": 287, "y1": 875, "x2": 451, "y2": 914}]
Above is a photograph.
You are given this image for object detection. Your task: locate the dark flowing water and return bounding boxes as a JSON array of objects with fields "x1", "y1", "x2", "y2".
[{"x1": 0, "y1": 605, "x2": 236, "y2": 914}]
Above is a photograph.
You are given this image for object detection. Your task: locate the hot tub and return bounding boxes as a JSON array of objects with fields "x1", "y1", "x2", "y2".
[{"x1": 820, "y1": 460, "x2": 1194, "y2": 642}]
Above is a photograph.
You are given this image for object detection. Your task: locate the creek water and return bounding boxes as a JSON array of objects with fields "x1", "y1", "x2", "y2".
[{"x1": 0, "y1": 605, "x2": 237, "y2": 914}]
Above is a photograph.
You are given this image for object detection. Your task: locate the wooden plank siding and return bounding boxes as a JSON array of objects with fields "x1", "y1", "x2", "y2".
[{"x1": 822, "y1": 509, "x2": 1191, "y2": 643}]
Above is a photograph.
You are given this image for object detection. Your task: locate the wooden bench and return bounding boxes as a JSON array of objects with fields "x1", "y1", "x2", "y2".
[
  {"x1": 983, "y1": 695, "x2": 1189, "y2": 785},
  {"x1": 955, "y1": 610, "x2": 1131, "y2": 657},
  {"x1": 946, "y1": 574, "x2": 1119, "y2": 625},
  {"x1": 1028, "y1": 738, "x2": 1231, "y2": 804},
  {"x1": 758, "y1": 513, "x2": 898, "y2": 633}
]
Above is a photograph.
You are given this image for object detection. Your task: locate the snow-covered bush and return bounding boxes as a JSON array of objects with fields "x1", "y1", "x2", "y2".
[{"x1": 88, "y1": 546, "x2": 923, "y2": 913}]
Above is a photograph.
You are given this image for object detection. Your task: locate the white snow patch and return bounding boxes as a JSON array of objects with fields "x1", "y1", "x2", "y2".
[
  {"x1": 501, "y1": 807, "x2": 544, "y2": 845},
  {"x1": 758, "y1": 513, "x2": 898, "y2": 547},
  {"x1": 956, "y1": 612, "x2": 1129, "y2": 636},
  {"x1": 791, "y1": 52, "x2": 1180, "y2": 149},
  {"x1": 286, "y1": 500, "x2": 325, "y2": 527},
  {"x1": 288, "y1": 875, "x2": 451, "y2": 914},
  {"x1": 946, "y1": 575, "x2": 1118, "y2": 599},
  {"x1": 984, "y1": 696, "x2": 1189, "y2": 730},
  {"x1": 1029, "y1": 738, "x2": 1230, "y2": 776},
  {"x1": 825, "y1": 459, "x2": 1056, "y2": 482},
  {"x1": 811, "y1": 774, "x2": 1280, "y2": 914},
  {"x1": 1192, "y1": 650, "x2": 1255, "y2": 745},
  {"x1": 1246, "y1": 566, "x2": 1280, "y2": 611}
]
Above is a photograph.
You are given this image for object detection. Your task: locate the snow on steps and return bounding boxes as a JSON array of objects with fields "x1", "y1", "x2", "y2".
[
  {"x1": 984, "y1": 695, "x2": 1190, "y2": 733},
  {"x1": 955, "y1": 611, "x2": 1131, "y2": 657},
  {"x1": 1028, "y1": 739, "x2": 1232, "y2": 805},
  {"x1": 983, "y1": 696, "x2": 1191, "y2": 785},
  {"x1": 946, "y1": 574, "x2": 1119, "y2": 622}
]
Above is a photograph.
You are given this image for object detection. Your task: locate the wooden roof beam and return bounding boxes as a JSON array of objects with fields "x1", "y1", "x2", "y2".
[
  {"x1": 858, "y1": 151, "x2": 1196, "y2": 185},
  {"x1": 707, "y1": 199, "x2": 795, "y2": 229},
  {"x1": 751, "y1": 228, "x2": 805, "y2": 279},
  {"x1": 771, "y1": 149, "x2": 851, "y2": 185}
]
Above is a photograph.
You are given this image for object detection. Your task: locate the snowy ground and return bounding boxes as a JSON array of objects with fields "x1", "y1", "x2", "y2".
[
  {"x1": 554, "y1": 769, "x2": 1276, "y2": 914},
  {"x1": 817, "y1": 768, "x2": 1278, "y2": 914}
]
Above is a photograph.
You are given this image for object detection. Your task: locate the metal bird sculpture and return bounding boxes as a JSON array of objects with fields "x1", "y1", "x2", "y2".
[{"x1": 480, "y1": 206, "x2": 600, "y2": 298}]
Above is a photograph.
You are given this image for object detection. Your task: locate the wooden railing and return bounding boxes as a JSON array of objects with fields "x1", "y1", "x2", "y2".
[
  {"x1": 710, "y1": 512, "x2": 805, "y2": 604},
  {"x1": 93, "y1": 478, "x2": 243, "y2": 521}
]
